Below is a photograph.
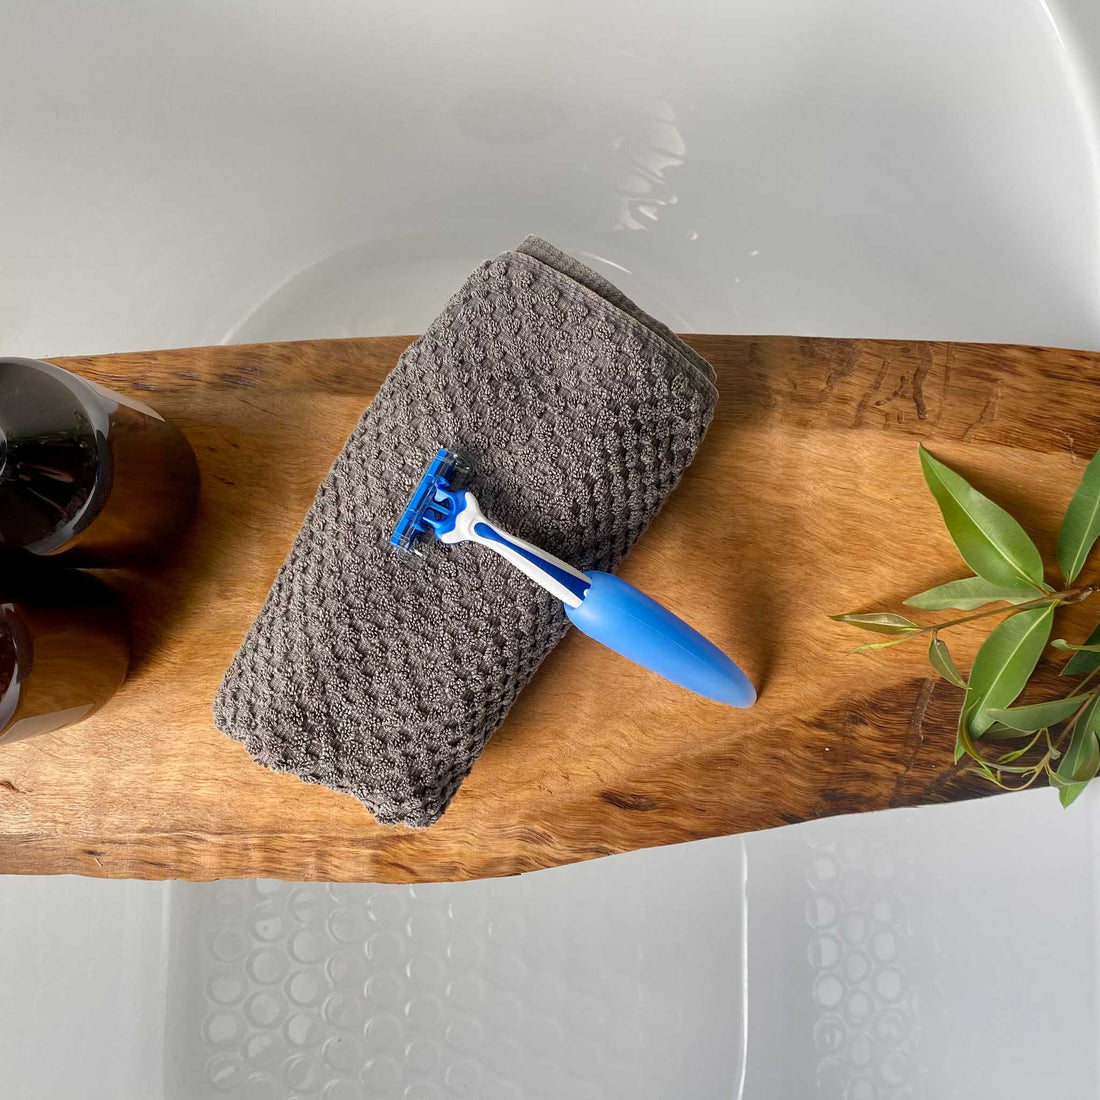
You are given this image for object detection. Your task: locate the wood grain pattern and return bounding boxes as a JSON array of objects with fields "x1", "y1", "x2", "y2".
[{"x1": 2, "y1": 335, "x2": 1098, "y2": 881}]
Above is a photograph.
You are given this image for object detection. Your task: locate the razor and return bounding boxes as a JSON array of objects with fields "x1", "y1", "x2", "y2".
[{"x1": 391, "y1": 449, "x2": 756, "y2": 707}]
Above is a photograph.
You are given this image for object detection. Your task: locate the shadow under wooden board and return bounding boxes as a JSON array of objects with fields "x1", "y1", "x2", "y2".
[{"x1": 2, "y1": 335, "x2": 1098, "y2": 882}]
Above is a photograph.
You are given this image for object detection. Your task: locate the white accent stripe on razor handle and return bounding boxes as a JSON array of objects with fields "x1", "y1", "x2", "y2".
[{"x1": 436, "y1": 491, "x2": 591, "y2": 607}]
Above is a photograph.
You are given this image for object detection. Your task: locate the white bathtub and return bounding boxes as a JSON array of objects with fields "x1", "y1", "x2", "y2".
[{"x1": 2, "y1": 2, "x2": 1099, "y2": 1097}]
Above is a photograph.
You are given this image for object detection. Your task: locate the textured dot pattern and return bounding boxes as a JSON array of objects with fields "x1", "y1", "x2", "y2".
[
  {"x1": 805, "y1": 830, "x2": 920, "y2": 1098},
  {"x1": 212, "y1": 237, "x2": 717, "y2": 827},
  {"x1": 172, "y1": 837, "x2": 744, "y2": 1099}
]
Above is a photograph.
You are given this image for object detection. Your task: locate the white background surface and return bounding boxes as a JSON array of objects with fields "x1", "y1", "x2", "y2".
[{"x1": 2, "y1": 1, "x2": 1100, "y2": 1097}]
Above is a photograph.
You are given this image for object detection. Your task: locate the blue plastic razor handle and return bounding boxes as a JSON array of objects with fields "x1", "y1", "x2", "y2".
[{"x1": 566, "y1": 571, "x2": 756, "y2": 707}]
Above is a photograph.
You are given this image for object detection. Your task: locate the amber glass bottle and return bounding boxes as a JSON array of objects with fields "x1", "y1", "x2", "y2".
[
  {"x1": 0, "y1": 566, "x2": 129, "y2": 745},
  {"x1": 0, "y1": 357, "x2": 199, "y2": 565}
]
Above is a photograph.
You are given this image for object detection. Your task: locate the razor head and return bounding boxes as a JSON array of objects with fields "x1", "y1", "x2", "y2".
[{"x1": 389, "y1": 448, "x2": 468, "y2": 551}]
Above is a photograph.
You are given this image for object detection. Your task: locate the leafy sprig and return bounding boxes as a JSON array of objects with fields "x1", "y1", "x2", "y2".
[{"x1": 833, "y1": 444, "x2": 1100, "y2": 807}]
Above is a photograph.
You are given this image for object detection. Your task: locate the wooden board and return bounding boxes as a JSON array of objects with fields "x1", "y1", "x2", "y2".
[{"x1": 3, "y1": 335, "x2": 1098, "y2": 881}]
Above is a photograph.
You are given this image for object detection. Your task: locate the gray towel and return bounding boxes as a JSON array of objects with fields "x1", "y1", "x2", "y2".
[{"x1": 213, "y1": 238, "x2": 718, "y2": 827}]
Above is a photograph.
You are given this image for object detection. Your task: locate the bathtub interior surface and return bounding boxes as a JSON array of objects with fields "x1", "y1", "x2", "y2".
[
  {"x1": 2, "y1": 0, "x2": 1100, "y2": 354},
  {"x1": 2, "y1": 791, "x2": 1097, "y2": 1100},
  {"x1": 0, "y1": 876, "x2": 169, "y2": 1100},
  {"x1": 3, "y1": 0, "x2": 1100, "y2": 1098},
  {"x1": 745, "y1": 789, "x2": 1099, "y2": 1098},
  {"x1": 163, "y1": 838, "x2": 746, "y2": 1100}
]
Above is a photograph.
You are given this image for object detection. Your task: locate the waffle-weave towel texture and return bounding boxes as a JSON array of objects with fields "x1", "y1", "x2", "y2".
[{"x1": 213, "y1": 237, "x2": 718, "y2": 827}]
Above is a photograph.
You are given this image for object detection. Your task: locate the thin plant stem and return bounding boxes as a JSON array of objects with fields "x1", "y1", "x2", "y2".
[
  {"x1": 910, "y1": 586, "x2": 1093, "y2": 639},
  {"x1": 844, "y1": 586, "x2": 1097, "y2": 653}
]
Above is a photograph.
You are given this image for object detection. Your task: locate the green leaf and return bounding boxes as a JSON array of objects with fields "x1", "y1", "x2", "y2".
[
  {"x1": 983, "y1": 722, "x2": 1037, "y2": 740},
  {"x1": 997, "y1": 734, "x2": 1044, "y2": 763},
  {"x1": 982, "y1": 758, "x2": 1042, "y2": 774},
  {"x1": 1062, "y1": 620, "x2": 1100, "y2": 677},
  {"x1": 1057, "y1": 448, "x2": 1100, "y2": 583},
  {"x1": 1052, "y1": 695, "x2": 1100, "y2": 806},
  {"x1": 850, "y1": 637, "x2": 914, "y2": 654},
  {"x1": 830, "y1": 612, "x2": 920, "y2": 635},
  {"x1": 904, "y1": 575, "x2": 1041, "y2": 611},
  {"x1": 918, "y1": 446, "x2": 1045, "y2": 590},
  {"x1": 928, "y1": 635, "x2": 967, "y2": 688},
  {"x1": 1058, "y1": 782, "x2": 1090, "y2": 808},
  {"x1": 986, "y1": 695, "x2": 1088, "y2": 732},
  {"x1": 955, "y1": 697, "x2": 978, "y2": 762},
  {"x1": 1052, "y1": 639, "x2": 1100, "y2": 654},
  {"x1": 964, "y1": 605, "x2": 1056, "y2": 737}
]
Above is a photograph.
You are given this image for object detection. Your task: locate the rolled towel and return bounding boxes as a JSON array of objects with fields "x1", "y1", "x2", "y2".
[{"x1": 214, "y1": 237, "x2": 718, "y2": 827}]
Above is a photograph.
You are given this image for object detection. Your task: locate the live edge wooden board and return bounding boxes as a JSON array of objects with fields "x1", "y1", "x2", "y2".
[{"x1": 3, "y1": 336, "x2": 1099, "y2": 882}]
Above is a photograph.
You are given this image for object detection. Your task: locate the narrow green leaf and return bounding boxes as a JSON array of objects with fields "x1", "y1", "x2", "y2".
[
  {"x1": 1061, "y1": 697, "x2": 1100, "y2": 780},
  {"x1": 980, "y1": 758, "x2": 1043, "y2": 774},
  {"x1": 1058, "y1": 782, "x2": 1089, "y2": 808},
  {"x1": 1052, "y1": 696, "x2": 1100, "y2": 806},
  {"x1": 955, "y1": 696, "x2": 978, "y2": 762},
  {"x1": 986, "y1": 695, "x2": 1088, "y2": 732},
  {"x1": 850, "y1": 637, "x2": 913, "y2": 654},
  {"x1": 918, "y1": 446, "x2": 1045, "y2": 590},
  {"x1": 830, "y1": 612, "x2": 920, "y2": 635},
  {"x1": 983, "y1": 722, "x2": 1037, "y2": 740},
  {"x1": 928, "y1": 635, "x2": 967, "y2": 688},
  {"x1": 1052, "y1": 639, "x2": 1100, "y2": 654},
  {"x1": 997, "y1": 733, "x2": 1044, "y2": 763},
  {"x1": 904, "y1": 575, "x2": 1040, "y2": 611},
  {"x1": 1062, "y1": 620, "x2": 1100, "y2": 676},
  {"x1": 964, "y1": 605, "x2": 1056, "y2": 737},
  {"x1": 1057, "y1": 447, "x2": 1100, "y2": 583}
]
